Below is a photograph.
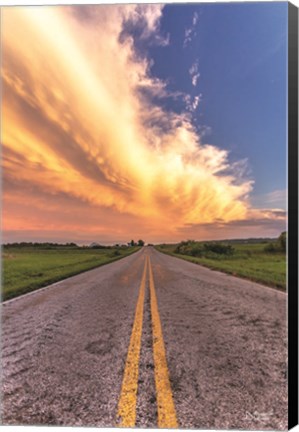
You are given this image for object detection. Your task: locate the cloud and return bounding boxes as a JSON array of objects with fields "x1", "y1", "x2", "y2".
[
  {"x1": 118, "y1": 4, "x2": 169, "y2": 46},
  {"x1": 177, "y1": 209, "x2": 287, "y2": 240},
  {"x1": 192, "y1": 12, "x2": 199, "y2": 26},
  {"x1": 189, "y1": 60, "x2": 200, "y2": 86},
  {"x1": 184, "y1": 94, "x2": 201, "y2": 112},
  {"x1": 184, "y1": 28, "x2": 193, "y2": 48},
  {"x1": 183, "y1": 11, "x2": 199, "y2": 48},
  {"x1": 192, "y1": 74, "x2": 200, "y2": 86},
  {"x1": 251, "y1": 189, "x2": 287, "y2": 210},
  {"x1": 2, "y1": 178, "x2": 152, "y2": 245},
  {"x1": 154, "y1": 32, "x2": 170, "y2": 47},
  {"x1": 1, "y1": 5, "x2": 269, "y2": 243}
]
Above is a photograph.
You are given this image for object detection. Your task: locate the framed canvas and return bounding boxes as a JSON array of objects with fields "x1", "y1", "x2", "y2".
[{"x1": 1, "y1": 1, "x2": 298, "y2": 431}]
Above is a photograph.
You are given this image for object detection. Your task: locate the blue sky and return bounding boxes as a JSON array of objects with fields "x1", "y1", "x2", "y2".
[{"x1": 144, "y1": 2, "x2": 287, "y2": 207}]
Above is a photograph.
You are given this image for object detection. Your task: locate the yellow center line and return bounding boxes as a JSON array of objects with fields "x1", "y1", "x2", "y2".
[
  {"x1": 148, "y1": 255, "x2": 178, "y2": 428},
  {"x1": 116, "y1": 256, "x2": 147, "y2": 427}
]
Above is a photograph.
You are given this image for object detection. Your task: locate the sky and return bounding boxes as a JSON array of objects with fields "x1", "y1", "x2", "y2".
[{"x1": 1, "y1": 3, "x2": 287, "y2": 245}]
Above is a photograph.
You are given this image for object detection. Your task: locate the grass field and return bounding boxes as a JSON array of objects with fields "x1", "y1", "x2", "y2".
[
  {"x1": 2, "y1": 245, "x2": 139, "y2": 301},
  {"x1": 156, "y1": 240, "x2": 286, "y2": 290}
]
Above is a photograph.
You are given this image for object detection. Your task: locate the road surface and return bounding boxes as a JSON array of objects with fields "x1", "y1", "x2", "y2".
[{"x1": 1, "y1": 247, "x2": 287, "y2": 429}]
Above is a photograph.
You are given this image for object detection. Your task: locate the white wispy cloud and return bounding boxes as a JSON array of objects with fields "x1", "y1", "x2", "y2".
[
  {"x1": 184, "y1": 93, "x2": 202, "y2": 112},
  {"x1": 183, "y1": 11, "x2": 199, "y2": 48},
  {"x1": 192, "y1": 74, "x2": 200, "y2": 86},
  {"x1": 189, "y1": 60, "x2": 200, "y2": 86},
  {"x1": 192, "y1": 12, "x2": 199, "y2": 26},
  {"x1": 154, "y1": 32, "x2": 170, "y2": 47},
  {"x1": 251, "y1": 189, "x2": 287, "y2": 210}
]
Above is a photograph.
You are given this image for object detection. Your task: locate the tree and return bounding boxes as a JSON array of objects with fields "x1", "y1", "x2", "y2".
[
  {"x1": 130, "y1": 240, "x2": 135, "y2": 247},
  {"x1": 137, "y1": 239, "x2": 145, "y2": 246},
  {"x1": 278, "y1": 231, "x2": 287, "y2": 252}
]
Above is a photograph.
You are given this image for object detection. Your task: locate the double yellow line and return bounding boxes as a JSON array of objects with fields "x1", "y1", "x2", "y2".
[{"x1": 117, "y1": 255, "x2": 178, "y2": 428}]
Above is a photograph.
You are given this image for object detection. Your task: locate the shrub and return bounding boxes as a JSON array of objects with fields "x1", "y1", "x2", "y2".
[
  {"x1": 190, "y1": 247, "x2": 203, "y2": 257},
  {"x1": 264, "y1": 233, "x2": 287, "y2": 253},
  {"x1": 175, "y1": 240, "x2": 194, "y2": 254},
  {"x1": 264, "y1": 243, "x2": 277, "y2": 253},
  {"x1": 203, "y1": 243, "x2": 235, "y2": 255},
  {"x1": 111, "y1": 250, "x2": 121, "y2": 257}
]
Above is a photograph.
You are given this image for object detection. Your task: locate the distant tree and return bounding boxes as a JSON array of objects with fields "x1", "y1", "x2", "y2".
[
  {"x1": 89, "y1": 242, "x2": 106, "y2": 249},
  {"x1": 264, "y1": 232, "x2": 287, "y2": 253},
  {"x1": 278, "y1": 231, "x2": 287, "y2": 252},
  {"x1": 137, "y1": 239, "x2": 145, "y2": 246},
  {"x1": 130, "y1": 240, "x2": 135, "y2": 247}
]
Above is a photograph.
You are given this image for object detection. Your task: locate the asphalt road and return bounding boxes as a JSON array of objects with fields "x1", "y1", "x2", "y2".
[{"x1": 1, "y1": 247, "x2": 287, "y2": 429}]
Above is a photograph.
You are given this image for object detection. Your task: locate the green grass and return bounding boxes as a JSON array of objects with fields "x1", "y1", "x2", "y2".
[
  {"x1": 156, "y1": 241, "x2": 286, "y2": 290},
  {"x1": 2, "y1": 246, "x2": 140, "y2": 301}
]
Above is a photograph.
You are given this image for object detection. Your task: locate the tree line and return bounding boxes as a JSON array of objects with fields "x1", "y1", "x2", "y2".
[
  {"x1": 3, "y1": 242, "x2": 78, "y2": 249},
  {"x1": 128, "y1": 239, "x2": 145, "y2": 247}
]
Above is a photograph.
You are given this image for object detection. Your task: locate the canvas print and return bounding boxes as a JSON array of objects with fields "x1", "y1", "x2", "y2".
[{"x1": 1, "y1": 2, "x2": 293, "y2": 430}]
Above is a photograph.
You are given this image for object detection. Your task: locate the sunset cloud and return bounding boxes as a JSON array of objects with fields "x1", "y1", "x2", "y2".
[
  {"x1": 177, "y1": 209, "x2": 287, "y2": 241},
  {"x1": 1, "y1": 5, "x2": 286, "y2": 243}
]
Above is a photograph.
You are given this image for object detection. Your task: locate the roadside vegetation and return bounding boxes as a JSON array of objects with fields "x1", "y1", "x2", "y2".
[
  {"x1": 156, "y1": 232, "x2": 287, "y2": 290},
  {"x1": 2, "y1": 243, "x2": 140, "y2": 301}
]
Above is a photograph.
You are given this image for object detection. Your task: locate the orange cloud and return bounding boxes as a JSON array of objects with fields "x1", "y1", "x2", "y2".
[{"x1": 1, "y1": 5, "x2": 285, "y2": 243}]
